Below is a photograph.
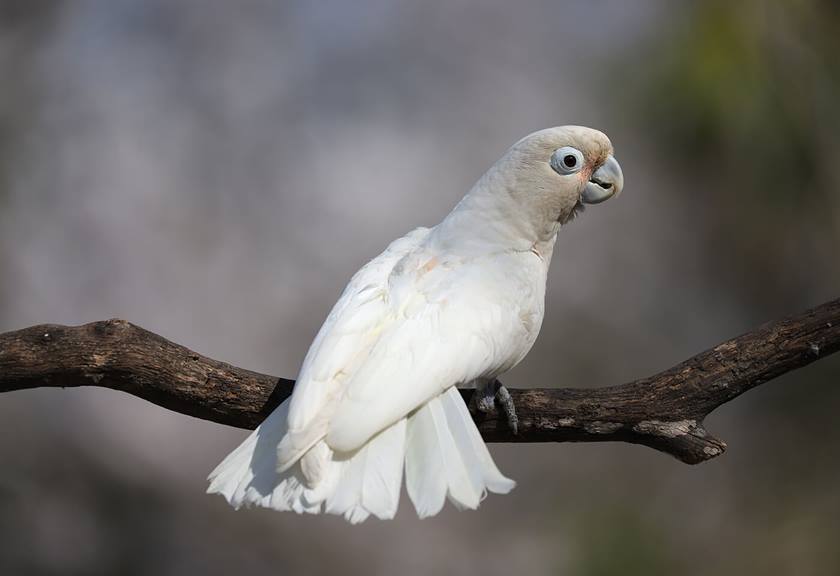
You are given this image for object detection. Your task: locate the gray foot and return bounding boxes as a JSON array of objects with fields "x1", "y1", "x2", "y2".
[{"x1": 474, "y1": 380, "x2": 518, "y2": 435}]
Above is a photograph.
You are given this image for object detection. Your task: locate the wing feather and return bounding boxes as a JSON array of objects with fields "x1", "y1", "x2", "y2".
[
  {"x1": 326, "y1": 254, "x2": 532, "y2": 453},
  {"x1": 277, "y1": 227, "x2": 430, "y2": 469}
]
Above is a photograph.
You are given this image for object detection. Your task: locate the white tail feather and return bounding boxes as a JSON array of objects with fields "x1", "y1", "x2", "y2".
[
  {"x1": 325, "y1": 419, "x2": 406, "y2": 523},
  {"x1": 207, "y1": 398, "x2": 322, "y2": 514},
  {"x1": 438, "y1": 387, "x2": 516, "y2": 495},
  {"x1": 404, "y1": 387, "x2": 515, "y2": 517},
  {"x1": 404, "y1": 402, "x2": 448, "y2": 517},
  {"x1": 208, "y1": 387, "x2": 513, "y2": 522}
]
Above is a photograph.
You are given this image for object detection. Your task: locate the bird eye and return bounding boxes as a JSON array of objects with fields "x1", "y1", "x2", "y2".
[{"x1": 550, "y1": 147, "x2": 584, "y2": 175}]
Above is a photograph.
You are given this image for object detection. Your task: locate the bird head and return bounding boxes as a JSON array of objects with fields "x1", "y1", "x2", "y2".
[
  {"x1": 502, "y1": 126, "x2": 623, "y2": 230},
  {"x1": 436, "y1": 126, "x2": 623, "y2": 253}
]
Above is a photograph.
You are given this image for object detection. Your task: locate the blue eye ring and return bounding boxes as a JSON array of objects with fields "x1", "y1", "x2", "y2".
[{"x1": 550, "y1": 146, "x2": 584, "y2": 175}]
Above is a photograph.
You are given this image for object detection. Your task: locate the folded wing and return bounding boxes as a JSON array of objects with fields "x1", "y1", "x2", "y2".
[
  {"x1": 277, "y1": 227, "x2": 430, "y2": 469},
  {"x1": 326, "y1": 254, "x2": 531, "y2": 453}
]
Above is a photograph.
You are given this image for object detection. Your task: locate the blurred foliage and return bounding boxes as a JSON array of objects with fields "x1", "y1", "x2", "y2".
[
  {"x1": 569, "y1": 504, "x2": 678, "y2": 576},
  {"x1": 608, "y1": 5, "x2": 840, "y2": 573},
  {"x1": 630, "y1": 0, "x2": 840, "y2": 403},
  {"x1": 624, "y1": 0, "x2": 840, "y2": 311}
]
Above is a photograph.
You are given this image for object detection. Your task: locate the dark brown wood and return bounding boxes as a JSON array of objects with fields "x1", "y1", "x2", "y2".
[{"x1": 1, "y1": 298, "x2": 838, "y2": 464}]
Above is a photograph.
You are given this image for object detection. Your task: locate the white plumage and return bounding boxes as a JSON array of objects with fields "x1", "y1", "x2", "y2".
[{"x1": 208, "y1": 126, "x2": 622, "y2": 522}]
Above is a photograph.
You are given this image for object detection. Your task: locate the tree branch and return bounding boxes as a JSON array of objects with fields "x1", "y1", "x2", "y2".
[{"x1": 1, "y1": 298, "x2": 838, "y2": 464}]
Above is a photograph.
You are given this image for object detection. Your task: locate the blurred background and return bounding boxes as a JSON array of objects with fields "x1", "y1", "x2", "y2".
[{"x1": 1, "y1": 0, "x2": 838, "y2": 574}]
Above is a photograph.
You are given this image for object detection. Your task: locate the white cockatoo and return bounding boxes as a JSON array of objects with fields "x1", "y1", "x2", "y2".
[{"x1": 208, "y1": 126, "x2": 623, "y2": 523}]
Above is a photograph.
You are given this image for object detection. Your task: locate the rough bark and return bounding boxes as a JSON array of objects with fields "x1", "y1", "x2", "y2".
[{"x1": 1, "y1": 298, "x2": 838, "y2": 464}]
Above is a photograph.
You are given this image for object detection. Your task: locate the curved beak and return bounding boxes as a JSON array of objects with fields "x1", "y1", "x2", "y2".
[{"x1": 581, "y1": 155, "x2": 623, "y2": 204}]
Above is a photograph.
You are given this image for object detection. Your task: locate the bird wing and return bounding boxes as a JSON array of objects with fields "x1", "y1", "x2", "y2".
[
  {"x1": 325, "y1": 249, "x2": 536, "y2": 453},
  {"x1": 278, "y1": 227, "x2": 431, "y2": 466}
]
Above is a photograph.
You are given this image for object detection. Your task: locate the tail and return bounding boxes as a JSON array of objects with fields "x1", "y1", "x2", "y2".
[
  {"x1": 404, "y1": 386, "x2": 515, "y2": 517},
  {"x1": 207, "y1": 386, "x2": 514, "y2": 523}
]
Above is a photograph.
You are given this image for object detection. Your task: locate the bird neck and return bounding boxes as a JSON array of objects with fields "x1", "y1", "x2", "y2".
[{"x1": 429, "y1": 165, "x2": 562, "y2": 259}]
